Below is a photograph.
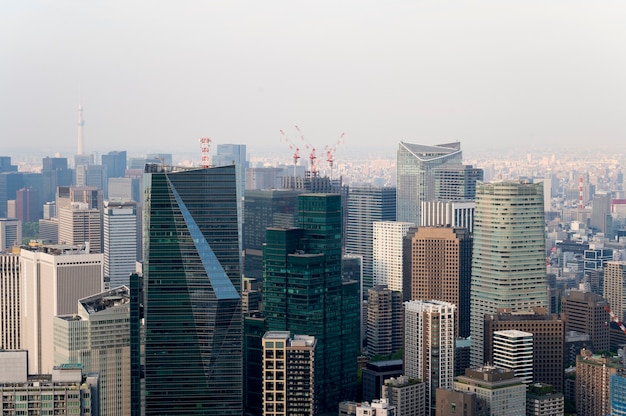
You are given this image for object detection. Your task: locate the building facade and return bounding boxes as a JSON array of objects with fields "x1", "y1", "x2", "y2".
[
  {"x1": 0, "y1": 253, "x2": 20, "y2": 350},
  {"x1": 604, "y1": 261, "x2": 626, "y2": 323},
  {"x1": 420, "y1": 200, "x2": 475, "y2": 233},
  {"x1": 454, "y1": 366, "x2": 526, "y2": 416},
  {"x1": 561, "y1": 289, "x2": 610, "y2": 352},
  {"x1": 492, "y1": 329, "x2": 533, "y2": 385},
  {"x1": 103, "y1": 200, "x2": 137, "y2": 287},
  {"x1": 576, "y1": 350, "x2": 622, "y2": 416},
  {"x1": 373, "y1": 221, "x2": 415, "y2": 295},
  {"x1": 0, "y1": 218, "x2": 21, "y2": 251},
  {"x1": 366, "y1": 285, "x2": 404, "y2": 357}
]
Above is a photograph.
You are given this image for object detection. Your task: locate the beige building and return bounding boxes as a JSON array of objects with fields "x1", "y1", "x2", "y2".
[
  {"x1": 575, "y1": 350, "x2": 622, "y2": 416},
  {"x1": 382, "y1": 375, "x2": 426, "y2": 416},
  {"x1": 20, "y1": 244, "x2": 103, "y2": 374},
  {"x1": 54, "y1": 286, "x2": 131, "y2": 416},
  {"x1": 0, "y1": 252, "x2": 21, "y2": 350},
  {"x1": 604, "y1": 261, "x2": 626, "y2": 322},
  {"x1": 58, "y1": 202, "x2": 102, "y2": 253},
  {"x1": 454, "y1": 366, "x2": 526, "y2": 416}
]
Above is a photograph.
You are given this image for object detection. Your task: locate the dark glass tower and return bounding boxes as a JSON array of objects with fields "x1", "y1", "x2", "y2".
[
  {"x1": 143, "y1": 164, "x2": 242, "y2": 415},
  {"x1": 263, "y1": 194, "x2": 358, "y2": 411}
]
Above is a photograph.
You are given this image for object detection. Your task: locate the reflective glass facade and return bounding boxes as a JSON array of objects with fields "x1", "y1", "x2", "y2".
[{"x1": 143, "y1": 165, "x2": 242, "y2": 415}]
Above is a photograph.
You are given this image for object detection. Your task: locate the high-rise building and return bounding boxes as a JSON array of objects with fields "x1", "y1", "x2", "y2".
[
  {"x1": 436, "y1": 388, "x2": 485, "y2": 416},
  {"x1": 262, "y1": 331, "x2": 317, "y2": 416},
  {"x1": 242, "y1": 189, "x2": 300, "y2": 279},
  {"x1": 104, "y1": 200, "x2": 137, "y2": 287},
  {"x1": 604, "y1": 261, "x2": 626, "y2": 322},
  {"x1": 54, "y1": 286, "x2": 131, "y2": 415},
  {"x1": 576, "y1": 350, "x2": 623, "y2": 416},
  {"x1": 404, "y1": 299, "x2": 456, "y2": 415},
  {"x1": 244, "y1": 312, "x2": 266, "y2": 416},
  {"x1": 492, "y1": 329, "x2": 533, "y2": 384},
  {"x1": 611, "y1": 370, "x2": 626, "y2": 416},
  {"x1": 591, "y1": 192, "x2": 613, "y2": 234},
  {"x1": 433, "y1": 164, "x2": 483, "y2": 201},
  {"x1": 15, "y1": 187, "x2": 40, "y2": 221},
  {"x1": 382, "y1": 375, "x2": 427, "y2": 416},
  {"x1": 56, "y1": 186, "x2": 103, "y2": 210},
  {"x1": 421, "y1": 200, "x2": 475, "y2": 232},
  {"x1": 366, "y1": 285, "x2": 404, "y2": 357},
  {"x1": 403, "y1": 226, "x2": 472, "y2": 336},
  {"x1": 526, "y1": 383, "x2": 564, "y2": 416},
  {"x1": 0, "y1": 253, "x2": 20, "y2": 350},
  {"x1": 75, "y1": 164, "x2": 108, "y2": 193},
  {"x1": 484, "y1": 308, "x2": 565, "y2": 392},
  {"x1": 345, "y1": 186, "x2": 396, "y2": 291},
  {"x1": 142, "y1": 164, "x2": 242, "y2": 415},
  {"x1": 470, "y1": 181, "x2": 547, "y2": 367},
  {"x1": 42, "y1": 157, "x2": 73, "y2": 204},
  {"x1": 263, "y1": 194, "x2": 358, "y2": 411},
  {"x1": 454, "y1": 366, "x2": 526, "y2": 415},
  {"x1": 101, "y1": 150, "x2": 127, "y2": 179},
  {"x1": 361, "y1": 359, "x2": 404, "y2": 403},
  {"x1": 0, "y1": 218, "x2": 21, "y2": 251},
  {"x1": 396, "y1": 141, "x2": 463, "y2": 224},
  {"x1": 561, "y1": 289, "x2": 610, "y2": 352},
  {"x1": 373, "y1": 221, "x2": 415, "y2": 295},
  {"x1": 58, "y1": 202, "x2": 102, "y2": 253},
  {"x1": 20, "y1": 244, "x2": 103, "y2": 374}
]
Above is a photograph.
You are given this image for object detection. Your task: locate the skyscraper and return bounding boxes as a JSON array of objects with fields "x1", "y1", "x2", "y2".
[
  {"x1": 576, "y1": 350, "x2": 622, "y2": 416},
  {"x1": 373, "y1": 221, "x2": 415, "y2": 296},
  {"x1": 104, "y1": 200, "x2": 137, "y2": 287},
  {"x1": 0, "y1": 253, "x2": 20, "y2": 350},
  {"x1": 604, "y1": 261, "x2": 626, "y2": 322},
  {"x1": 101, "y1": 150, "x2": 127, "y2": 179},
  {"x1": 263, "y1": 194, "x2": 357, "y2": 411},
  {"x1": 142, "y1": 164, "x2": 242, "y2": 415},
  {"x1": 404, "y1": 299, "x2": 456, "y2": 415},
  {"x1": 396, "y1": 141, "x2": 463, "y2": 224},
  {"x1": 0, "y1": 218, "x2": 21, "y2": 251},
  {"x1": 366, "y1": 285, "x2": 404, "y2": 357},
  {"x1": 345, "y1": 186, "x2": 396, "y2": 291},
  {"x1": 561, "y1": 289, "x2": 610, "y2": 352},
  {"x1": 58, "y1": 202, "x2": 102, "y2": 253},
  {"x1": 403, "y1": 226, "x2": 472, "y2": 337},
  {"x1": 492, "y1": 329, "x2": 534, "y2": 384},
  {"x1": 470, "y1": 181, "x2": 547, "y2": 367}
]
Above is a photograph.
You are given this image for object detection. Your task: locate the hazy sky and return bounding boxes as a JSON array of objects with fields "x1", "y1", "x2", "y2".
[{"x1": 2, "y1": 1, "x2": 626, "y2": 159}]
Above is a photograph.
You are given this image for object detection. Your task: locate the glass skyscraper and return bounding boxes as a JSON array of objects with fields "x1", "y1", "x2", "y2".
[
  {"x1": 142, "y1": 164, "x2": 242, "y2": 415},
  {"x1": 469, "y1": 181, "x2": 547, "y2": 368}
]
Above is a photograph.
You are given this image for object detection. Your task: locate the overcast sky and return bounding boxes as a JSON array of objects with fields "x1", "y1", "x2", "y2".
[{"x1": 2, "y1": 1, "x2": 625, "y2": 160}]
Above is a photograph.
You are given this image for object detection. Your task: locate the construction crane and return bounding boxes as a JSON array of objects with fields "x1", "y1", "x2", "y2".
[
  {"x1": 280, "y1": 129, "x2": 301, "y2": 176},
  {"x1": 199, "y1": 137, "x2": 212, "y2": 168},
  {"x1": 604, "y1": 305, "x2": 626, "y2": 334},
  {"x1": 295, "y1": 125, "x2": 318, "y2": 174},
  {"x1": 323, "y1": 132, "x2": 344, "y2": 180}
]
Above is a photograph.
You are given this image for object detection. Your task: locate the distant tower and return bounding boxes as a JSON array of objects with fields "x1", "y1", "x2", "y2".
[{"x1": 77, "y1": 103, "x2": 85, "y2": 155}]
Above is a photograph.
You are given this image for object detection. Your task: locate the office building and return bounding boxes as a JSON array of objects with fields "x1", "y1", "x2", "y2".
[
  {"x1": 470, "y1": 181, "x2": 547, "y2": 368},
  {"x1": 526, "y1": 383, "x2": 564, "y2": 416},
  {"x1": 56, "y1": 186, "x2": 103, "y2": 211},
  {"x1": 262, "y1": 331, "x2": 317, "y2": 416},
  {"x1": 435, "y1": 389, "x2": 485, "y2": 416},
  {"x1": 604, "y1": 261, "x2": 626, "y2": 322},
  {"x1": 373, "y1": 221, "x2": 415, "y2": 296},
  {"x1": 143, "y1": 164, "x2": 242, "y2": 415},
  {"x1": 58, "y1": 202, "x2": 102, "y2": 253},
  {"x1": 75, "y1": 164, "x2": 107, "y2": 193},
  {"x1": 242, "y1": 189, "x2": 300, "y2": 279},
  {"x1": 20, "y1": 244, "x2": 103, "y2": 374},
  {"x1": 421, "y1": 200, "x2": 475, "y2": 233},
  {"x1": 561, "y1": 290, "x2": 610, "y2": 352},
  {"x1": 591, "y1": 192, "x2": 613, "y2": 235},
  {"x1": 404, "y1": 300, "x2": 455, "y2": 415},
  {"x1": 362, "y1": 359, "x2": 404, "y2": 403},
  {"x1": 107, "y1": 177, "x2": 134, "y2": 201},
  {"x1": 244, "y1": 312, "x2": 266, "y2": 416},
  {"x1": 42, "y1": 157, "x2": 73, "y2": 204},
  {"x1": 15, "y1": 187, "x2": 40, "y2": 222},
  {"x1": 101, "y1": 150, "x2": 127, "y2": 179},
  {"x1": 245, "y1": 167, "x2": 285, "y2": 190},
  {"x1": 576, "y1": 350, "x2": 623, "y2": 416},
  {"x1": 433, "y1": 164, "x2": 483, "y2": 200},
  {"x1": 403, "y1": 226, "x2": 471, "y2": 337},
  {"x1": 0, "y1": 351, "x2": 97, "y2": 415},
  {"x1": 611, "y1": 370, "x2": 626, "y2": 416},
  {"x1": 54, "y1": 286, "x2": 131, "y2": 415},
  {"x1": 263, "y1": 194, "x2": 358, "y2": 411},
  {"x1": 492, "y1": 329, "x2": 533, "y2": 384},
  {"x1": 0, "y1": 218, "x2": 21, "y2": 251},
  {"x1": 38, "y1": 217, "x2": 59, "y2": 244},
  {"x1": 396, "y1": 141, "x2": 463, "y2": 224},
  {"x1": 367, "y1": 285, "x2": 404, "y2": 357},
  {"x1": 346, "y1": 186, "x2": 396, "y2": 291},
  {"x1": 0, "y1": 253, "x2": 20, "y2": 350},
  {"x1": 484, "y1": 308, "x2": 565, "y2": 392},
  {"x1": 104, "y1": 200, "x2": 137, "y2": 287},
  {"x1": 382, "y1": 375, "x2": 427, "y2": 416},
  {"x1": 454, "y1": 366, "x2": 526, "y2": 416}
]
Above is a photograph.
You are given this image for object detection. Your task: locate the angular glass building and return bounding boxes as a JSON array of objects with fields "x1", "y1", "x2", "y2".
[{"x1": 142, "y1": 164, "x2": 242, "y2": 415}]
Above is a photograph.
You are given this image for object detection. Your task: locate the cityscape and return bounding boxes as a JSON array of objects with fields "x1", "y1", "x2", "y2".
[{"x1": 3, "y1": 2, "x2": 626, "y2": 416}]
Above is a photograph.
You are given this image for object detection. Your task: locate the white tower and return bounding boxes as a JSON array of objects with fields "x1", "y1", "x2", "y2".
[{"x1": 77, "y1": 103, "x2": 85, "y2": 155}]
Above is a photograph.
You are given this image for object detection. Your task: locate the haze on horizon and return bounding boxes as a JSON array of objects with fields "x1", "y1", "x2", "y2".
[{"x1": 2, "y1": 1, "x2": 625, "y2": 160}]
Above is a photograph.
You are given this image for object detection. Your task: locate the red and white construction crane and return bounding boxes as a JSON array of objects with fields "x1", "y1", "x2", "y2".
[
  {"x1": 199, "y1": 137, "x2": 212, "y2": 168},
  {"x1": 605, "y1": 305, "x2": 626, "y2": 334},
  {"x1": 295, "y1": 125, "x2": 318, "y2": 174},
  {"x1": 280, "y1": 129, "x2": 301, "y2": 176},
  {"x1": 323, "y1": 132, "x2": 345, "y2": 179}
]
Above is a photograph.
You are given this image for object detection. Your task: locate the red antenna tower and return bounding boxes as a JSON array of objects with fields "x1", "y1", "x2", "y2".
[{"x1": 200, "y1": 137, "x2": 212, "y2": 168}]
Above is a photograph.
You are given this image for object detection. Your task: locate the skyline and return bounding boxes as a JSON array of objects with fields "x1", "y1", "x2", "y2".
[{"x1": 2, "y1": 1, "x2": 626, "y2": 158}]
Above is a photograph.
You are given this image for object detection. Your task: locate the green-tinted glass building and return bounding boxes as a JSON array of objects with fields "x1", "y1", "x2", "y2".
[
  {"x1": 263, "y1": 194, "x2": 358, "y2": 411},
  {"x1": 143, "y1": 164, "x2": 242, "y2": 415}
]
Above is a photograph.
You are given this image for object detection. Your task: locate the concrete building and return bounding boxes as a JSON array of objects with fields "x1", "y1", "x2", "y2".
[
  {"x1": 373, "y1": 221, "x2": 415, "y2": 295},
  {"x1": 484, "y1": 308, "x2": 565, "y2": 392},
  {"x1": 0, "y1": 218, "x2": 21, "y2": 251},
  {"x1": 492, "y1": 329, "x2": 533, "y2": 385},
  {"x1": 382, "y1": 375, "x2": 427, "y2": 416},
  {"x1": 404, "y1": 300, "x2": 455, "y2": 415},
  {"x1": 0, "y1": 253, "x2": 20, "y2": 350},
  {"x1": 362, "y1": 360, "x2": 404, "y2": 404},
  {"x1": 103, "y1": 200, "x2": 137, "y2": 287},
  {"x1": 470, "y1": 181, "x2": 548, "y2": 368},
  {"x1": 403, "y1": 226, "x2": 472, "y2": 336},
  {"x1": 420, "y1": 200, "x2": 475, "y2": 233},
  {"x1": 561, "y1": 290, "x2": 610, "y2": 353},
  {"x1": 604, "y1": 261, "x2": 626, "y2": 322},
  {"x1": 576, "y1": 350, "x2": 623, "y2": 416},
  {"x1": 526, "y1": 383, "x2": 564, "y2": 416},
  {"x1": 20, "y1": 244, "x2": 103, "y2": 374},
  {"x1": 435, "y1": 388, "x2": 486, "y2": 416},
  {"x1": 54, "y1": 286, "x2": 130, "y2": 416},
  {"x1": 454, "y1": 366, "x2": 526, "y2": 416},
  {"x1": 58, "y1": 202, "x2": 102, "y2": 253},
  {"x1": 611, "y1": 370, "x2": 626, "y2": 416},
  {"x1": 262, "y1": 331, "x2": 317, "y2": 416},
  {"x1": 367, "y1": 285, "x2": 404, "y2": 357},
  {"x1": 15, "y1": 187, "x2": 40, "y2": 222}
]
